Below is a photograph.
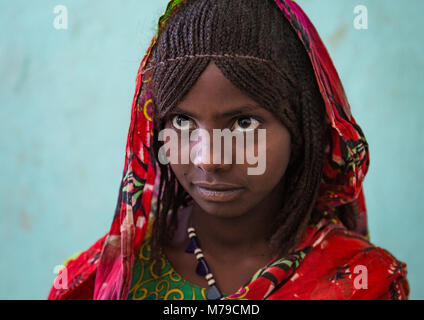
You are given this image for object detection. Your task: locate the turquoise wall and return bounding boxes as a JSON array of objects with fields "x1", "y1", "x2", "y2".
[{"x1": 0, "y1": 0, "x2": 422, "y2": 299}]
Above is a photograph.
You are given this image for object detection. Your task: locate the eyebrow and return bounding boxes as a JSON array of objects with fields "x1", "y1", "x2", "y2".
[{"x1": 172, "y1": 104, "x2": 260, "y2": 120}]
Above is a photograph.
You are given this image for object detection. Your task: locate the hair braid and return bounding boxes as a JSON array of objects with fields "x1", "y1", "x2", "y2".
[{"x1": 148, "y1": 0, "x2": 346, "y2": 263}]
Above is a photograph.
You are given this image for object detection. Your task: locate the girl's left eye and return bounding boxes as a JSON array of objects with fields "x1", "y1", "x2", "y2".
[{"x1": 231, "y1": 117, "x2": 260, "y2": 132}]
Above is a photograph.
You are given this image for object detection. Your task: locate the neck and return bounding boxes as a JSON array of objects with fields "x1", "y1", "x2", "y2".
[{"x1": 189, "y1": 184, "x2": 284, "y2": 261}]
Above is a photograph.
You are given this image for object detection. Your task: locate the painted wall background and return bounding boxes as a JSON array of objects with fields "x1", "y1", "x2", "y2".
[{"x1": 0, "y1": 0, "x2": 422, "y2": 299}]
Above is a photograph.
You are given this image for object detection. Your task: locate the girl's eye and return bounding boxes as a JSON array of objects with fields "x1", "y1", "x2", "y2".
[
  {"x1": 171, "y1": 115, "x2": 196, "y2": 131},
  {"x1": 232, "y1": 117, "x2": 260, "y2": 132}
]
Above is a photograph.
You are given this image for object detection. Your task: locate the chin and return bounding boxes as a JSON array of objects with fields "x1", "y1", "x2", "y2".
[{"x1": 194, "y1": 199, "x2": 250, "y2": 219}]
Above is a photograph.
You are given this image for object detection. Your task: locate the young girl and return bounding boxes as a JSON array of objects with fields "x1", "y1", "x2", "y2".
[{"x1": 48, "y1": 0, "x2": 409, "y2": 300}]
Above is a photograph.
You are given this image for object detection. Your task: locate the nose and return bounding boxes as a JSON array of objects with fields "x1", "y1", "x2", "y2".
[{"x1": 191, "y1": 131, "x2": 232, "y2": 173}]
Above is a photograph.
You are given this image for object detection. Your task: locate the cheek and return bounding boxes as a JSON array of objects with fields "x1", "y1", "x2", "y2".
[
  {"x1": 169, "y1": 163, "x2": 188, "y2": 182},
  {"x1": 260, "y1": 125, "x2": 291, "y2": 186}
]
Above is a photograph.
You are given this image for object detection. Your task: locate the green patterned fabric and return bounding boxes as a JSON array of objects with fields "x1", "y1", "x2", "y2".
[
  {"x1": 156, "y1": 0, "x2": 186, "y2": 38},
  {"x1": 127, "y1": 233, "x2": 207, "y2": 300}
]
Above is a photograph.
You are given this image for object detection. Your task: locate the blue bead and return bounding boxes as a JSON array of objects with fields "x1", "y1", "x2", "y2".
[
  {"x1": 184, "y1": 237, "x2": 201, "y2": 254},
  {"x1": 185, "y1": 238, "x2": 196, "y2": 253},
  {"x1": 196, "y1": 259, "x2": 209, "y2": 276},
  {"x1": 192, "y1": 237, "x2": 201, "y2": 249},
  {"x1": 206, "y1": 285, "x2": 222, "y2": 300}
]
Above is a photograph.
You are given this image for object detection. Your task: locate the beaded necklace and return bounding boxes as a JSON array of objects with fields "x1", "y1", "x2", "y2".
[{"x1": 185, "y1": 227, "x2": 223, "y2": 300}]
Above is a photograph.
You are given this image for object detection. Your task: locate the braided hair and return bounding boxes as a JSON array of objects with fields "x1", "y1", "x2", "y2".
[{"x1": 149, "y1": 0, "x2": 332, "y2": 263}]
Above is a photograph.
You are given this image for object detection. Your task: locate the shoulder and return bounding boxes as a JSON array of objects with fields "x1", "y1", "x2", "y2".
[
  {"x1": 47, "y1": 233, "x2": 108, "y2": 300},
  {"x1": 313, "y1": 222, "x2": 409, "y2": 300},
  {"x1": 279, "y1": 220, "x2": 410, "y2": 300},
  {"x1": 329, "y1": 226, "x2": 408, "y2": 299}
]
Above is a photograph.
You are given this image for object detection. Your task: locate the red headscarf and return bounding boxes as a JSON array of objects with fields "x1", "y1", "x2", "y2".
[{"x1": 48, "y1": 0, "x2": 408, "y2": 300}]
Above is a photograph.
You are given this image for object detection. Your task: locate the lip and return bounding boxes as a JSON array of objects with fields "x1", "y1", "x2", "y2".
[{"x1": 192, "y1": 182, "x2": 245, "y2": 202}]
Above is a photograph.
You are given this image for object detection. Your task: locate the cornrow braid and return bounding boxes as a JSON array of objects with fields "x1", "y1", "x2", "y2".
[
  {"x1": 156, "y1": 54, "x2": 270, "y2": 65},
  {"x1": 149, "y1": 0, "x2": 337, "y2": 265}
]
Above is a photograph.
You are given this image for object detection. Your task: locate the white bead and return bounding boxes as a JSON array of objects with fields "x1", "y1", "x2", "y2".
[{"x1": 196, "y1": 253, "x2": 204, "y2": 259}]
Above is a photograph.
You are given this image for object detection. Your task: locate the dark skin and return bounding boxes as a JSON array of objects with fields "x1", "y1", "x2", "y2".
[{"x1": 163, "y1": 61, "x2": 291, "y2": 295}]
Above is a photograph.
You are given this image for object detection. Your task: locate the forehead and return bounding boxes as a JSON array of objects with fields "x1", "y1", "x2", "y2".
[{"x1": 176, "y1": 61, "x2": 260, "y2": 117}]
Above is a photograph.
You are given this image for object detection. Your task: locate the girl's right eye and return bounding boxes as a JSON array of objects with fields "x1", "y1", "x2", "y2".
[{"x1": 171, "y1": 115, "x2": 196, "y2": 131}]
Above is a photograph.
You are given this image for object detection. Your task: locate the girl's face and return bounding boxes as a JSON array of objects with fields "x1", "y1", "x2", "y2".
[{"x1": 164, "y1": 61, "x2": 291, "y2": 218}]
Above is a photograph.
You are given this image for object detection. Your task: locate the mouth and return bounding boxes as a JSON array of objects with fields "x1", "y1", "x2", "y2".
[{"x1": 192, "y1": 182, "x2": 245, "y2": 202}]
